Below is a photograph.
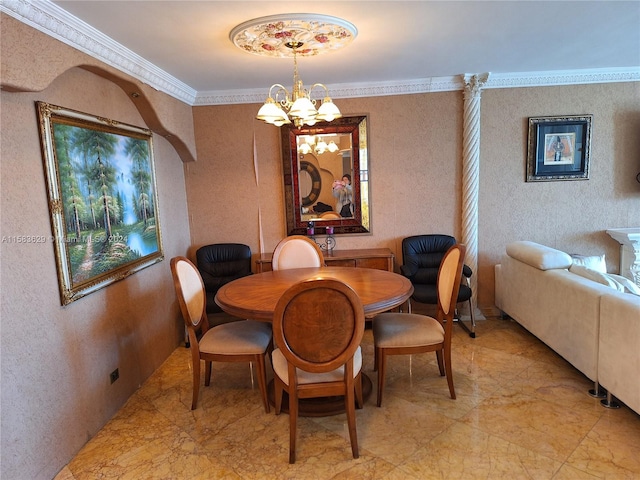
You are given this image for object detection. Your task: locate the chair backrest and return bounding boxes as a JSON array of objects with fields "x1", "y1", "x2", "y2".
[
  {"x1": 319, "y1": 211, "x2": 342, "y2": 219},
  {"x1": 402, "y1": 234, "x2": 456, "y2": 285},
  {"x1": 437, "y1": 244, "x2": 466, "y2": 321},
  {"x1": 196, "y1": 243, "x2": 252, "y2": 313},
  {"x1": 273, "y1": 278, "x2": 365, "y2": 374},
  {"x1": 271, "y1": 235, "x2": 325, "y2": 271},
  {"x1": 170, "y1": 256, "x2": 207, "y2": 332}
]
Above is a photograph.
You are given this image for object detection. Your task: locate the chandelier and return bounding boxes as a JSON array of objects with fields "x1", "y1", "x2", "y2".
[
  {"x1": 298, "y1": 135, "x2": 339, "y2": 155},
  {"x1": 255, "y1": 42, "x2": 340, "y2": 127},
  {"x1": 229, "y1": 14, "x2": 357, "y2": 128}
]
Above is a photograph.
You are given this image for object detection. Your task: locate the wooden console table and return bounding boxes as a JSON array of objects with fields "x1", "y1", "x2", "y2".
[{"x1": 255, "y1": 247, "x2": 394, "y2": 273}]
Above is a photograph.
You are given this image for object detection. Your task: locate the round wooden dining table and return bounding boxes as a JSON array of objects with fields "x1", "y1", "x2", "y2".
[
  {"x1": 215, "y1": 266, "x2": 413, "y2": 416},
  {"x1": 215, "y1": 266, "x2": 413, "y2": 321}
]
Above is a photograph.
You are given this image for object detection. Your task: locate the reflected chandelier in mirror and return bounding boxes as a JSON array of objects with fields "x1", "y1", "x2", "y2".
[{"x1": 281, "y1": 115, "x2": 370, "y2": 235}]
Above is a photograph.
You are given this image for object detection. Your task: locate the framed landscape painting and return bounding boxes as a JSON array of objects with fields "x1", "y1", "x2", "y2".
[
  {"x1": 526, "y1": 115, "x2": 592, "y2": 182},
  {"x1": 36, "y1": 102, "x2": 163, "y2": 305}
]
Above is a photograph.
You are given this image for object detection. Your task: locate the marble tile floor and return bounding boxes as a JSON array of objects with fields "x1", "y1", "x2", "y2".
[{"x1": 55, "y1": 315, "x2": 640, "y2": 480}]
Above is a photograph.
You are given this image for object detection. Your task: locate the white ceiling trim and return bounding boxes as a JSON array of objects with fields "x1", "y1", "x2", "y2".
[
  {"x1": 1, "y1": 0, "x2": 198, "y2": 104},
  {"x1": 194, "y1": 68, "x2": 640, "y2": 105},
  {"x1": 193, "y1": 77, "x2": 465, "y2": 106},
  {"x1": 3, "y1": 0, "x2": 639, "y2": 107}
]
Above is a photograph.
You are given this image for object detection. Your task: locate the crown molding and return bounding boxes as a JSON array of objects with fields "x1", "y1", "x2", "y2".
[
  {"x1": 192, "y1": 77, "x2": 465, "y2": 106},
  {"x1": 3, "y1": 0, "x2": 639, "y2": 107},
  {"x1": 484, "y1": 68, "x2": 640, "y2": 90},
  {"x1": 194, "y1": 68, "x2": 640, "y2": 105},
  {"x1": 1, "y1": 0, "x2": 198, "y2": 104}
]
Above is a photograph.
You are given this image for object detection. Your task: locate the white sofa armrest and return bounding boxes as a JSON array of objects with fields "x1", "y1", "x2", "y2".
[
  {"x1": 598, "y1": 290, "x2": 640, "y2": 414},
  {"x1": 506, "y1": 241, "x2": 572, "y2": 271}
]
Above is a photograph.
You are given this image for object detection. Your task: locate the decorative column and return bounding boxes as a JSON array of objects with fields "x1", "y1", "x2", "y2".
[
  {"x1": 461, "y1": 73, "x2": 489, "y2": 308},
  {"x1": 606, "y1": 228, "x2": 640, "y2": 286}
]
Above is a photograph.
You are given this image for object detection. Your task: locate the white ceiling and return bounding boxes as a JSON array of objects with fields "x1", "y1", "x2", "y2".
[{"x1": 6, "y1": 1, "x2": 640, "y2": 105}]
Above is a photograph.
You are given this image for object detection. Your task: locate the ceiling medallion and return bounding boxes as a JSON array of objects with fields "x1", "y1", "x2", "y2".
[
  {"x1": 229, "y1": 13, "x2": 357, "y2": 58},
  {"x1": 230, "y1": 14, "x2": 357, "y2": 127}
]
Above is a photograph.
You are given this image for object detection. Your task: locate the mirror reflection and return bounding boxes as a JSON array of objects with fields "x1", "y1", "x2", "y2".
[
  {"x1": 298, "y1": 134, "x2": 353, "y2": 218},
  {"x1": 281, "y1": 115, "x2": 370, "y2": 235}
]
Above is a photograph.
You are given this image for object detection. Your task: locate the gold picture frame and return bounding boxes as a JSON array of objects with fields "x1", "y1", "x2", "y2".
[{"x1": 36, "y1": 102, "x2": 163, "y2": 305}]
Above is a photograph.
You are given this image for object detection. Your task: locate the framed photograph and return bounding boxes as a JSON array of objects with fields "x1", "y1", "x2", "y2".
[
  {"x1": 526, "y1": 115, "x2": 592, "y2": 182},
  {"x1": 36, "y1": 102, "x2": 163, "y2": 305}
]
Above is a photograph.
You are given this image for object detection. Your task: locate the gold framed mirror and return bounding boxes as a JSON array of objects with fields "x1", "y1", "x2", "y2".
[{"x1": 281, "y1": 115, "x2": 370, "y2": 236}]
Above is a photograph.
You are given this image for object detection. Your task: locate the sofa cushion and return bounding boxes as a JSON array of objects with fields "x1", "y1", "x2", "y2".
[
  {"x1": 569, "y1": 264, "x2": 624, "y2": 292},
  {"x1": 506, "y1": 241, "x2": 572, "y2": 270},
  {"x1": 570, "y1": 254, "x2": 607, "y2": 273}
]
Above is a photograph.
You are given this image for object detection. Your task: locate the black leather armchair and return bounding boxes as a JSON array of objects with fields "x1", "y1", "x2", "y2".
[
  {"x1": 400, "y1": 234, "x2": 476, "y2": 337},
  {"x1": 196, "y1": 243, "x2": 252, "y2": 314}
]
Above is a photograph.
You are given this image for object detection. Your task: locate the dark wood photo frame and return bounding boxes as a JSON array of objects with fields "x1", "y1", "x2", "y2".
[{"x1": 281, "y1": 115, "x2": 371, "y2": 236}]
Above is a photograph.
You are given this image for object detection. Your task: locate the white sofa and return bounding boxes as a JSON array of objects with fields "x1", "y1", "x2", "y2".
[
  {"x1": 495, "y1": 241, "x2": 640, "y2": 414},
  {"x1": 598, "y1": 290, "x2": 640, "y2": 414}
]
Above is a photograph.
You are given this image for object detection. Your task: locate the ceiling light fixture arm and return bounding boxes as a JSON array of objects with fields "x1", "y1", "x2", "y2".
[
  {"x1": 267, "y1": 83, "x2": 291, "y2": 106},
  {"x1": 254, "y1": 38, "x2": 342, "y2": 127}
]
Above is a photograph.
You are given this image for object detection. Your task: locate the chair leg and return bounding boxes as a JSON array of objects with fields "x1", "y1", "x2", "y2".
[
  {"x1": 376, "y1": 348, "x2": 387, "y2": 407},
  {"x1": 373, "y1": 346, "x2": 378, "y2": 372},
  {"x1": 435, "y1": 350, "x2": 445, "y2": 376},
  {"x1": 274, "y1": 376, "x2": 284, "y2": 415},
  {"x1": 267, "y1": 339, "x2": 274, "y2": 368},
  {"x1": 455, "y1": 300, "x2": 476, "y2": 338},
  {"x1": 191, "y1": 359, "x2": 201, "y2": 410},
  {"x1": 355, "y1": 372, "x2": 363, "y2": 409},
  {"x1": 344, "y1": 380, "x2": 359, "y2": 459},
  {"x1": 204, "y1": 360, "x2": 212, "y2": 386},
  {"x1": 255, "y1": 355, "x2": 270, "y2": 414},
  {"x1": 288, "y1": 387, "x2": 298, "y2": 464},
  {"x1": 187, "y1": 340, "x2": 203, "y2": 409},
  {"x1": 444, "y1": 346, "x2": 456, "y2": 400},
  {"x1": 467, "y1": 298, "x2": 476, "y2": 338}
]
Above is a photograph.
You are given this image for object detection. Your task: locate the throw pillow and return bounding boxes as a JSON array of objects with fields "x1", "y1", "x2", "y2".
[
  {"x1": 570, "y1": 254, "x2": 607, "y2": 274},
  {"x1": 569, "y1": 264, "x2": 624, "y2": 292}
]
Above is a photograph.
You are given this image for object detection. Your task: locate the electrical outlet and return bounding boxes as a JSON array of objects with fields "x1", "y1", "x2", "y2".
[{"x1": 110, "y1": 368, "x2": 119, "y2": 384}]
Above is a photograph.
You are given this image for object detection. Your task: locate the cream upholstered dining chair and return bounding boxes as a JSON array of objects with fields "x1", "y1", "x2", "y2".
[
  {"x1": 372, "y1": 244, "x2": 466, "y2": 407},
  {"x1": 271, "y1": 235, "x2": 325, "y2": 270},
  {"x1": 170, "y1": 256, "x2": 272, "y2": 412},
  {"x1": 272, "y1": 278, "x2": 365, "y2": 463}
]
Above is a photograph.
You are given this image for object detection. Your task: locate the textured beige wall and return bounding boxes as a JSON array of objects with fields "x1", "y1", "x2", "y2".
[
  {"x1": 189, "y1": 92, "x2": 464, "y2": 257},
  {"x1": 2, "y1": 12, "x2": 639, "y2": 480},
  {"x1": 1, "y1": 69, "x2": 191, "y2": 480},
  {"x1": 479, "y1": 83, "x2": 640, "y2": 306},
  {"x1": 188, "y1": 84, "x2": 640, "y2": 310}
]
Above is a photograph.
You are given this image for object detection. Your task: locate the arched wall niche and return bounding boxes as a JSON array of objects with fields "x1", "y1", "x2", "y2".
[{"x1": 0, "y1": 16, "x2": 196, "y2": 163}]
